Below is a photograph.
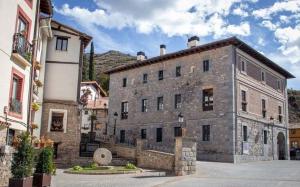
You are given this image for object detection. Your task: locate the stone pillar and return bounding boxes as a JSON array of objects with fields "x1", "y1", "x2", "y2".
[
  {"x1": 136, "y1": 138, "x2": 147, "y2": 165},
  {"x1": 174, "y1": 136, "x2": 197, "y2": 176},
  {"x1": 0, "y1": 146, "x2": 13, "y2": 187}
]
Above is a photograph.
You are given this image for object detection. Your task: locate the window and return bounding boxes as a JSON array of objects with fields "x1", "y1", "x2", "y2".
[
  {"x1": 241, "y1": 60, "x2": 246, "y2": 72},
  {"x1": 175, "y1": 94, "x2": 182, "y2": 109},
  {"x1": 243, "y1": 126, "x2": 248, "y2": 142},
  {"x1": 203, "y1": 60, "x2": 210, "y2": 72},
  {"x1": 156, "y1": 128, "x2": 162, "y2": 142},
  {"x1": 143, "y1": 73, "x2": 148, "y2": 84},
  {"x1": 56, "y1": 37, "x2": 68, "y2": 51},
  {"x1": 202, "y1": 89, "x2": 213, "y2": 111},
  {"x1": 121, "y1": 102, "x2": 128, "y2": 119},
  {"x1": 278, "y1": 106, "x2": 283, "y2": 123},
  {"x1": 158, "y1": 70, "x2": 164, "y2": 80},
  {"x1": 141, "y1": 129, "x2": 147, "y2": 139},
  {"x1": 176, "y1": 66, "x2": 181, "y2": 77},
  {"x1": 261, "y1": 71, "x2": 265, "y2": 82},
  {"x1": 50, "y1": 112, "x2": 64, "y2": 132},
  {"x1": 277, "y1": 80, "x2": 281, "y2": 90},
  {"x1": 241, "y1": 90, "x2": 247, "y2": 112},
  {"x1": 263, "y1": 130, "x2": 268, "y2": 144},
  {"x1": 7, "y1": 129, "x2": 15, "y2": 146},
  {"x1": 202, "y1": 125, "x2": 210, "y2": 141},
  {"x1": 262, "y1": 99, "x2": 266, "y2": 118},
  {"x1": 142, "y1": 99, "x2": 148, "y2": 112},
  {"x1": 84, "y1": 110, "x2": 88, "y2": 115},
  {"x1": 157, "y1": 97, "x2": 164, "y2": 111},
  {"x1": 174, "y1": 127, "x2": 182, "y2": 137},
  {"x1": 17, "y1": 16, "x2": 28, "y2": 37},
  {"x1": 9, "y1": 73, "x2": 23, "y2": 115},
  {"x1": 122, "y1": 78, "x2": 127, "y2": 87},
  {"x1": 120, "y1": 130, "x2": 125, "y2": 143}
]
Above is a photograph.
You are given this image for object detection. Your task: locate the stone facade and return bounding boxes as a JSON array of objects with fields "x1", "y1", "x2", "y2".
[
  {"x1": 0, "y1": 148, "x2": 13, "y2": 187},
  {"x1": 40, "y1": 100, "x2": 81, "y2": 167},
  {"x1": 107, "y1": 38, "x2": 292, "y2": 163}
]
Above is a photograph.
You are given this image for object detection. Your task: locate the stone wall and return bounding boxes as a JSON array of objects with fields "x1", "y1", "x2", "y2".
[
  {"x1": 0, "y1": 147, "x2": 13, "y2": 187},
  {"x1": 175, "y1": 137, "x2": 197, "y2": 176},
  {"x1": 41, "y1": 100, "x2": 81, "y2": 168},
  {"x1": 113, "y1": 144, "x2": 136, "y2": 159},
  {"x1": 137, "y1": 149, "x2": 174, "y2": 171}
]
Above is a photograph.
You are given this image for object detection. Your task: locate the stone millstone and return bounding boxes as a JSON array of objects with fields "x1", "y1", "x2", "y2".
[{"x1": 93, "y1": 148, "x2": 112, "y2": 166}]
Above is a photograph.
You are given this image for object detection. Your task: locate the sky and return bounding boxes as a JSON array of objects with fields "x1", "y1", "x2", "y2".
[{"x1": 52, "y1": 0, "x2": 300, "y2": 89}]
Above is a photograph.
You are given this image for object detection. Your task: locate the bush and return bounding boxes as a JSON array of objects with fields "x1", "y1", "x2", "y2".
[
  {"x1": 11, "y1": 133, "x2": 34, "y2": 178},
  {"x1": 35, "y1": 146, "x2": 55, "y2": 174},
  {"x1": 125, "y1": 163, "x2": 136, "y2": 170},
  {"x1": 89, "y1": 163, "x2": 98, "y2": 169},
  {"x1": 73, "y1": 166, "x2": 83, "y2": 171}
]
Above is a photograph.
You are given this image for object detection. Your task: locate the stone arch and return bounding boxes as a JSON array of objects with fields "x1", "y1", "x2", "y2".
[{"x1": 277, "y1": 132, "x2": 286, "y2": 160}]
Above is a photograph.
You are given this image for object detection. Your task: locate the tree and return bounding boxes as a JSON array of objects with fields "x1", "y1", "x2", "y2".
[
  {"x1": 35, "y1": 146, "x2": 55, "y2": 174},
  {"x1": 82, "y1": 55, "x2": 89, "y2": 81},
  {"x1": 89, "y1": 42, "x2": 95, "y2": 81}
]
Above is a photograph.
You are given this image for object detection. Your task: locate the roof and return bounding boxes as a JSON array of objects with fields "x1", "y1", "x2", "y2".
[
  {"x1": 81, "y1": 81, "x2": 108, "y2": 97},
  {"x1": 40, "y1": 0, "x2": 53, "y2": 15},
  {"x1": 51, "y1": 20, "x2": 92, "y2": 48},
  {"x1": 105, "y1": 37, "x2": 295, "y2": 79}
]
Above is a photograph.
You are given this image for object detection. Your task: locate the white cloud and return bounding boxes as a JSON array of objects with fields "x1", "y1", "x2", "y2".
[
  {"x1": 55, "y1": 0, "x2": 253, "y2": 38},
  {"x1": 253, "y1": 0, "x2": 300, "y2": 19},
  {"x1": 232, "y1": 4, "x2": 249, "y2": 17},
  {"x1": 261, "y1": 20, "x2": 278, "y2": 31},
  {"x1": 258, "y1": 37, "x2": 265, "y2": 46}
]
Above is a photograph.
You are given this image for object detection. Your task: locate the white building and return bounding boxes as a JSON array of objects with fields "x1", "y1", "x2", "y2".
[
  {"x1": 80, "y1": 81, "x2": 108, "y2": 136},
  {"x1": 0, "y1": 0, "x2": 52, "y2": 145}
]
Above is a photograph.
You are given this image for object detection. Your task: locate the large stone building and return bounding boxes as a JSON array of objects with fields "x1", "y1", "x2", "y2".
[
  {"x1": 106, "y1": 36, "x2": 294, "y2": 163},
  {"x1": 40, "y1": 20, "x2": 92, "y2": 165}
]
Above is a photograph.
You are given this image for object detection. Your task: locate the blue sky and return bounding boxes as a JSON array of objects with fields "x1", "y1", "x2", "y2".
[{"x1": 52, "y1": 0, "x2": 300, "y2": 89}]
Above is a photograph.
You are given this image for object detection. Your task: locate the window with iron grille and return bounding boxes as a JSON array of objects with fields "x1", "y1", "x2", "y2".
[
  {"x1": 202, "y1": 89, "x2": 213, "y2": 111},
  {"x1": 264, "y1": 130, "x2": 268, "y2": 144},
  {"x1": 50, "y1": 112, "x2": 64, "y2": 132},
  {"x1": 143, "y1": 73, "x2": 148, "y2": 83},
  {"x1": 10, "y1": 74, "x2": 23, "y2": 114},
  {"x1": 243, "y1": 126, "x2": 248, "y2": 142},
  {"x1": 121, "y1": 102, "x2": 128, "y2": 119},
  {"x1": 202, "y1": 125, "x2": 210, "y2": 141},
  {"x1": 56, "y1": 37, "x2": 68, "y2": 51},
  {"x1": 203, "y1": 60, "x2": 209, "y2": 72},
  {"x1": 142, "y1": 99, "x2": 148, "y2": 112},
  {"x1": 157, "y1": 97, "x2": 164, "y2": 111},
  {"x1": 262, "y1": 99, "x2": 266, "y2": 118},
  {"x1": 278, "y1": 106, "x2": 283, "y2": 123},
  {"x1": 122, "y1": 78, "x2": 127, "y2": 87},
  {"x1": 277, "y1": 80, "x2": 281, "y2": 90},
  {"x1": 174, "y1": 127, "x2": 182, "y2": 137},
  {"x1": 158, "y1": 70, "x2": 164, "y2": 80},
  {"x1": 241, "y1": 90, "x2": 247, "y2": 112},
  {"x1": 141, "y1": 129, "x2": 147, "y2": 139},
  {"x1": 175, "y1": 94, "x2": 182, "y2": 109},
  {"x1": 156, "y1": 128, "x2": 162, "y2": 142},
  {"x1": 176, "y1": 66, "x2": 181, "y2": 77}
]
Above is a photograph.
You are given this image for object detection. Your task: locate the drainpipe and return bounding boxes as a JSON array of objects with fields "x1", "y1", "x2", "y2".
[
  {"x1": 284, "y1": 79, "x2": 289, "y2": 160},
  {"x1": 27, "y1": 0, "x2": 41, "y2": 132}
]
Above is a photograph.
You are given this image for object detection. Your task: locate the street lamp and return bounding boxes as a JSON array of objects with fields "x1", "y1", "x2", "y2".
[
  {"x1": 178, "y1": 113, "x2": 184, "y2": 123},
  {"x1": 4, "y1": 106, "x2": 9, "y2": 145},
  {"x1": 113, "y1": 112, "x2": 118, "y2": 135}
]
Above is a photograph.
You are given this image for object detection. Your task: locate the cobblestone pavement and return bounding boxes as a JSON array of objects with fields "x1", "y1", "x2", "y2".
[{"x1": 52, "y1": 161, "x2": 300, "y2": 187}]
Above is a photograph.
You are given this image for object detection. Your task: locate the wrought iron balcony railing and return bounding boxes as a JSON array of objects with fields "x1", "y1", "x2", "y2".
[
  {"x1": 12, "y1": 33, "x2": 32, "y2": 63},
  {"x1": 9, "y1": 98, "x2": 22, "y2": 114}
]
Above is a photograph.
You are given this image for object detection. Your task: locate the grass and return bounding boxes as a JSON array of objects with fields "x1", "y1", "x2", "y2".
[{"x1": 66, "y1": 166, "x2": 141, "y2": 175}]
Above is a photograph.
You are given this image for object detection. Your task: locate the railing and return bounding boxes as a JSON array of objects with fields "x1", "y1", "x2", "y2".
[
  {"x1": 9, "y1": 98, "x2": 22, "y2": 114},
  {"x1": 12, "y1": 33, "x2": 32, "y2": 63}
]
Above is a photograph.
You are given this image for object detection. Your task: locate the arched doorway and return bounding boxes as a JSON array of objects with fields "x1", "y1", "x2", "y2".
[{"x1": 277, "y1": 132, "x2": 286, "y2": 160}]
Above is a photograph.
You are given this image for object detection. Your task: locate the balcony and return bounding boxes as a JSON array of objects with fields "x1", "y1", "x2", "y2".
[
  {"x1": 11, "y1": 33, "x2": 32, "y2": 67},
  {"x1": 9, "y1": 98, "x2": 22, "y2": 114}
]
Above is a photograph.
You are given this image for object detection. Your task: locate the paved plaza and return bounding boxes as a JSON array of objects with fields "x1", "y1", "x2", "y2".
[{"x1": 52, "y1": 161, "x2": 300, "y2": 187}]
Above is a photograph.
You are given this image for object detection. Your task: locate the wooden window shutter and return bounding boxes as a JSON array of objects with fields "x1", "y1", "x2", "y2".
[{"x1": 16, "y1": 77, "x2": 23, "y2": 100}]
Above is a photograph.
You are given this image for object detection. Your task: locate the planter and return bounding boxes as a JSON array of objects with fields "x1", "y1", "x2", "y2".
[
  {"x1": 33, "y1": 173, "x2": 51, "y2": 187},
  {"x1": 9, "y1": 176, "x2": 33, "y2": 187}
]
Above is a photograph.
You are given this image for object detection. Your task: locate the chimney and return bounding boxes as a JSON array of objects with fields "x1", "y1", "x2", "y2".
[
  {"x1": 137, "y1": 51, "x2": 146, "y2": 61},
  {"x1": 187, "y1": 36, "x2": 199, "y2": 48},
  {"x1": 160, "y1": 44, "x2": 166, "y2": 56}
]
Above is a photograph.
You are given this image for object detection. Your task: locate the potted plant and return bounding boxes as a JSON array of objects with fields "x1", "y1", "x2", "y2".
[
  {"x1": 33, "y1": 146, "x2": 55, "y2": 187},
  {"x1": 9, "y1": 133, "x2": 34, "y2": 187}
]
